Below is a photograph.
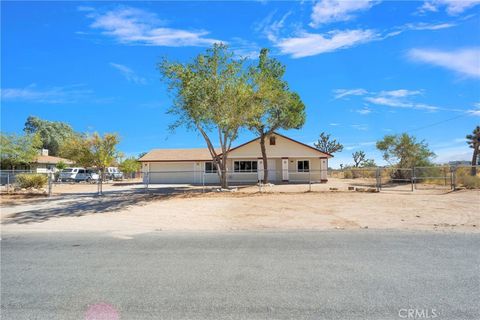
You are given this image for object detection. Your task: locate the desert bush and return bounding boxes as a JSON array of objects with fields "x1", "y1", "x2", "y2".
[
  {"x1": 343, "y1": 169, "x2": 376, "y2": 179},
  {"x1": 455, "y1": 170, "x2": 480, "y2": 189},
  {"x1": 16, "y1": 173, "x2": 47, "y2": 189},
  {"x1": 343, "y1": 170, "x2": 353, "y2": 179}
]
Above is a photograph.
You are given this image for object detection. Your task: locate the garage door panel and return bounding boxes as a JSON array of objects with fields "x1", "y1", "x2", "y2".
[{"x1": 149, "y1": 162, "x2": 196, "y2": 184}]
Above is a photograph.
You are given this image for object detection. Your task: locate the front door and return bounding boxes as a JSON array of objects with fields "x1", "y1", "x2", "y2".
[{"x1": 267, "y1": 159, "x2": 276, "y2": 182}]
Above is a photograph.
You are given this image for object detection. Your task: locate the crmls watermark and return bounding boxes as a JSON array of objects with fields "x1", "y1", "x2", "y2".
[{"x1": 398, "y1": 308, "x2": 438, "y2": 319}]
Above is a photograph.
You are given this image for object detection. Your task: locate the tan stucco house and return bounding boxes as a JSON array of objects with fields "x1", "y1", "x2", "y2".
[
  {"x1": 139, "y1": 132, "x2": 332, "y2": 184},
  {"x1": 31, "y1": 149, "x2": 74, "y2": 173}
]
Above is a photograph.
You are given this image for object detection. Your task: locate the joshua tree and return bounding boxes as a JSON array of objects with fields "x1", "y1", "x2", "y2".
[{"x1": 466, "y1": 126, "x2": 480, "y2": 175}]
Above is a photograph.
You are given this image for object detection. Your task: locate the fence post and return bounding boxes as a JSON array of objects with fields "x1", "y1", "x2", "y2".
[
  {"x1": 375, "y1": 167, "x2": 380, "y2": 191},
  {"x1": 202, "y1": 172, "x2": 205, "y2": 193},
  {"x1": 308, "y1": 170, "x2": 311, "y2": 192},
  {"x1": 6, "y1": 173, "x2": 10, "y2": 193},
  {"x1": 412, "y1": 167, "x2": 416, "y2": 191},
  {"x1": 444, "y1": 167, "x2": 447, "y2": 186},
  {"x1": 451, "y1": 166, "x2": 456, "y2": 191},
  {"x1": 145, "y1": 172, "x2": 149, "y2": 193},
  {"x1": 48, "y1": 172, "x2": 52, "y2": 197}
]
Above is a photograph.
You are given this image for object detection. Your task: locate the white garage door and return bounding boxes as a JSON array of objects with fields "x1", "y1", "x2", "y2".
[{"x1": 148, "y1": 162, "x2": 197, "y2": 184}]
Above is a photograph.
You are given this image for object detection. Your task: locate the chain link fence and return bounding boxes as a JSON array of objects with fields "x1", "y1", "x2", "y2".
[
  {"x1": 329, "y1": 165, "x2": 479, "y2": 192},
  {"x1": 0, "y1": 170, "x2": 53, "y2": 195},
  {"x1": 2, "y1": 165, "x2": 478, "y2": 197},
  {"x1": 142, "y1": 168, "x2": 330, "y2": 193}
]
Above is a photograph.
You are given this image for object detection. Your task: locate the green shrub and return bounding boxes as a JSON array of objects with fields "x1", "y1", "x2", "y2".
[{"x1": 16, "y1": 174, "x2": 48, "y2": 189}]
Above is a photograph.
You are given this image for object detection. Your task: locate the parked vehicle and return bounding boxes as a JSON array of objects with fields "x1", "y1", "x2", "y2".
[
  {"x1": 104, "y1": 167, "x2": 123, "y2": 181},
  {"x1": 86, "y1": 169, "x2": 100, "y2": 181},
  {"x1": 59, "y1": 168, "x2": 99, "y2": 183}
]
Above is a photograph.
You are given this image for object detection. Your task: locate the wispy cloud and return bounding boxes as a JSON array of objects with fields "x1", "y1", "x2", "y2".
[
  {"x1": 275, "y1": 29, "x2": 379, "y2": 58},
  {"x1": 334, "y1": 88, "x2": 476, "y2": 114},
  {"x1": 333, "y1": 88, "x2": 368, "y2": 99},
  {"x1": 229, "y1": 37, "x2": 261, "y2": 59},
  {"x1": 408, "y1": 48, "x2": 480, "y2": 78},
  {"x1": 379, "y1": 89, "x2": 423, "y2": 98},
  {"x1": 365, "y1": 96, "x2": 438, "y2": 111},
  {"x1": 1, "y1": 84, "x2": 94, "y2": 104},
  {"x1": 403, "y1": 22, "x2": 456, "y2": 30},
  {"x1": 467, "y1": 103, "x2": 480, "y2": 116},
  {"x1": 109, "y1": 63, "x2": 146, "y2": 84},
  {"x1": 82, "y1": 6, "x2": 221, "y2": 47},
  {"x1": 351, "y1": 124, "x2": 369, "y2": 131},
  {"x1": 310, "y1": 0, "x2": 378, "y2": 27},
  {"x1": 260, "y1": 6, "x2": 456, "y2": 59},
  {"x1": 355, "y1": 107, "x2": 372, "y2": 115},
  {"x1": 344, "y1": 141, "x2": 376, "y2": 150},
  {"x1": 418, "y1": 0, "x2": 480, "y2": 15}
]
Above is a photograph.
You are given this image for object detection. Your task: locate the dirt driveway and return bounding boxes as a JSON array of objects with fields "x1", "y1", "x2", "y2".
[{"x1": 1, "y1": 185, "x2": 478, "y2": 238}]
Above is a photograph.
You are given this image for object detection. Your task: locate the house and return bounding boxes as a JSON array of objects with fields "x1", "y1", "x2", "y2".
[
  {"x1": 139, "y1": 132, "x2": 332, "y2": 184},
  {"x1": 31, "y1": 149, "x2": 74, "y2": 173}
]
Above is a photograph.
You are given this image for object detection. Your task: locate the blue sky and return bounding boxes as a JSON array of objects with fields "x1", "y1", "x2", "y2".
[{"x1": 1, "y1": 1, "x2": 479, "y2": 168}]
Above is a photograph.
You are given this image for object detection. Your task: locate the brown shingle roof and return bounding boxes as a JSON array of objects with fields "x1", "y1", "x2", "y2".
[
  {"x1": 139, "y1": 148, "x2": 221, "y2": 162},
  {"x1": 35, "y1": 155, "x2": 74, "y2": 165}
]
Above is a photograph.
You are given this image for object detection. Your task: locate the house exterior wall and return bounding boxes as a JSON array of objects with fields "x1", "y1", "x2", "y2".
[
  {"x1": 142, "y1": 133, "x2": 330, "y2": 184},
  {"x1": 31, "y1": 164, "x2": 57, "y2": 173},
  {"x1": 228, "y1": 134, "x2": 327, "y2": 158}
]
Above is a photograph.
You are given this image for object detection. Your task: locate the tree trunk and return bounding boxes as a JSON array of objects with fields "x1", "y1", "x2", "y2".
[
  {"x1": 260, "y1": 133, "x2": 268, "y2": 184},
  {"x1": 220, "y1": 167, "x2": 227, "y2": 189},
  {"x1": 471, "y1": 144, "x2": 478, "y2": 176},
  {"x1": 214, "y1": 156, "x2": 228, "y2": 189}
]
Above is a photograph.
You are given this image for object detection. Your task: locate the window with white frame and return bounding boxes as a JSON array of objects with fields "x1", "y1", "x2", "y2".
[
  {"x1": 205, "y1": 162, "x2": 217, "y2": 173},
  {"x1": 297, "y1": 160, "x2": 310, "y2": 172},
  {"x1": 234, "y1": 161, "x2": 258, "y2": 173}
]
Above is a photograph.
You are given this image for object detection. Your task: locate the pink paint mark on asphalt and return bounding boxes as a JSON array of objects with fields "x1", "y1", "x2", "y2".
[{"x1": 85, "y1": 303, "x2": 120, "y2": 320}]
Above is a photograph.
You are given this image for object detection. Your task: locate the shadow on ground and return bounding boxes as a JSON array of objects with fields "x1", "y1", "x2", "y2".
[{"x1": 1, "y1": 187, "x2": 213, "y2": 225}]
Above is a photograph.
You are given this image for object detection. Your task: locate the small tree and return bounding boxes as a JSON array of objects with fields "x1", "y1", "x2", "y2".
[
  {"x1": 352, "y1": 151, "x2": 366, "y2": 168},
  {"x1": 89, "y1": 133, "x2": 120, "y2": 195},
  {"x1": 361, "y1": 158, "x2": 376, "y2": 168},
  {"x1": 56, "y1": 160, "x2": 67, "y2": 172},
  {"x1": 90, "y1": 133, "x2": 120, "y2": 180},
  {"x1": 314, "y1": 132, "x2": 343, "y2": 154},
  {"x1": 352, "y1": 150, "x2": 376, "y2": 168},
  {"x1": 119, "y1": 157, "x2": 141, "y2": 179},
  {"x1": 53, "y1": 160, "x2": 68, "y2": 182},
  {"x1": 466, "y1": 126, "x2": 480, "y2": 175},
  {"x1": 59, "y1": 134, "x2": 94, "y2": 168},
  {"x1": 0, "y1": 133, "x2": 42, "y2": 170},
  {"x1": 248, "y1": 48, "x2": 306, "y2": 183},
  {"x1": 159, "y1": 43, "x2": 253, "y2": 188},
  {"x1": 376, "y1": 133, "x2": 435, "y2": 168}
]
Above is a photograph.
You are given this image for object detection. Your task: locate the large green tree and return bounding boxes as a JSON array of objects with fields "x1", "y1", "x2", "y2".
[
  {"x1": 158, "y1": 43, "x2": 253, "y2": 188},
  {"x1": 248, "y1": 48, "x2": 306, "y2": 184},
  {"x1": 376, "y1": 133, "x2": 435, "y2": 168},
  {"x1": 466, "y1": 126, "x2": 480, "y2": 175},
  {"x1": 0, "y1": 133, "x2": 42, "y2": 170},
  {"x1": 24, "y1": 116, "x2": 75, "y2": 156}
]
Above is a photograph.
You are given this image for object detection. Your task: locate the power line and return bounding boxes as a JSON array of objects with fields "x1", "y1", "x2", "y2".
[{"x1": 408, "y1": 113, "x2": 470, "y2": 133}]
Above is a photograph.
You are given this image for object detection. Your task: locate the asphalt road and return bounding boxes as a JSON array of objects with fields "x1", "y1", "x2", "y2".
[{"x1": 1, "y1": 231, "x2": 479, "y2": 320}]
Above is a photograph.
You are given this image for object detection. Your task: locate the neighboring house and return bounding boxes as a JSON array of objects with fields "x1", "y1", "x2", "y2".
[
  {"x1": 139, "y1": 132, "x2": 332, "y2": 184},
  {"x1": 31, "y1": 149, "x2": 74, "y2": 173}
]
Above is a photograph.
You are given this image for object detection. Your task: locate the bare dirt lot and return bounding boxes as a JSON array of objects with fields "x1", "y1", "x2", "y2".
[{"x1": 1, "y1": 179, "x2": 479, "y2": 238}]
